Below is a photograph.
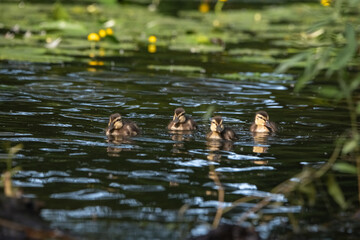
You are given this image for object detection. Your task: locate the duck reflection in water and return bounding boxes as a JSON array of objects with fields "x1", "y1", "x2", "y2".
[
  {"x1": 167, "y1": 108, "x2": 197, "y2": 153},
  {"x1": 169, "y1": 130, "x2": 195, "y2": 153},
  {"x1": 250, "y1": 111, "x2": 277, "y2": 158},
  {"x1": 106, "y1": 113, "x2": 140, "y2": 156},
  {"x1": 206, "y1": 116, "x2": 237, "y2": 161}
]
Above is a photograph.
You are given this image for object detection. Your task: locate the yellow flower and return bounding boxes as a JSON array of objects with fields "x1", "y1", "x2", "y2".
[
  {"x1": 99, "y1": 29, "x2": 106, "y2": 38},
  {"x1": 219, "y1": 0, "x2": 227, "y2": 2},
  {"x1": 89, "y1": 61, "x2": 104, "y2": 66},
  {"x1": 199, "y1": 3, "x2": 210, "y2": 13},
  {"x1": 321, "y1": 0, "x2": 332, "y2": 6},
  {"x1": 87, "y1": 33, "x2": 100, "y2": 41},
  {"x1": 148, "y1": 35, "x2": 157, "y2": 43},
  {"x1": 148, "y1": 44, "x2": 156, "y2": 53},
  {"x1": 106, "y1": 28, "x2": 113, "y2": 35}
]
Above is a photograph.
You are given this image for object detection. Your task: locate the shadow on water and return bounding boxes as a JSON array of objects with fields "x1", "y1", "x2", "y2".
[{"x1": 0, "y1": 58, "x2": 351, "y2": 240}]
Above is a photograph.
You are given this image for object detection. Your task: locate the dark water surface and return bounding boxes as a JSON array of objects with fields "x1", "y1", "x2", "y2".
[{"x1": 0, "y1": 60, "x2": 350, "y2": 239}]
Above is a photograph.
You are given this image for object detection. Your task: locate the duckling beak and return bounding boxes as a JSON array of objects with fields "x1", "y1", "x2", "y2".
[
  {"x1": 216, "y1": 125, "x2": 223, "y2": 133},
  {"x1": 108, "y1": 122, "x2": 115, "y2": 131},
  {"x1": 173, "y1": 117, "x2": 180, "y2": 124},
  {"x1": 265, "y1": 120, "x2": 271, "y2": 128}
]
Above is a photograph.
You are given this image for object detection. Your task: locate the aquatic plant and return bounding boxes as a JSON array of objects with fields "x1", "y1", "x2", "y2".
[
  {"x1": 0, "y1": 143, "x2": 23, "y2": 197},
  {"x1": 218, "y1": 0, "x2": 360, "y2": 235},
  {"x1": 205, "y1": 0, "x2": 360, "y2": 236},
  {"x1": 275, "y1": 0, "x2": 360, "y2": 189}
]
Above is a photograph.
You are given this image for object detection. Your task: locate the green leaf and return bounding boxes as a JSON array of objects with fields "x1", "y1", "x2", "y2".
[
  {"x1": 275, "y1": 52, "x2": 308, "y2": 74},
  {"x1": 52, "y1": 1, "x2": 70, "y2": 21},
  {"x1": 333, "y1": 162, "x2": 357, "y2": 174},
  {"x1": 294, "y1": 53, "x2": 318, "y2": 92},
  {"x1": 104, "y1": 35, "x2": 120, "y2": 44},
  {"x1": 327, "y1": 174, "x2": 347, "y2": 209},
  {"x1": 329, "y1": 24, "x2": 357, "y2": 72},
  {"x1": 356, "y1": 101, "x2": 360, "y2": 115},
  {"x1": 349, "y1": 74, "x2": 360, "y2": 92},
  {"x1": 342, "y1": 139, "x2": 358, "y2": 154}
]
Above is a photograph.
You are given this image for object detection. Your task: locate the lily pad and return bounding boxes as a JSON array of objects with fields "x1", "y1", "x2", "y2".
[
  {"x1": 147, "y1": 64, "x2": 205, "y2": 73},
  {"x1": 215, "y1": 72, "x2": 294, "y2": 82}
]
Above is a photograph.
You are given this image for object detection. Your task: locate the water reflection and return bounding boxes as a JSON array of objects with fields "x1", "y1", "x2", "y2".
[
  {"x1": 252, "y1": 132, "x2": 270, "y2": 154},
  {"x1": 106, "y1": 135, "x2": 134, "y2": 157},
  {"x1": 206, "y1": 139, "x2": 234, "y2": 163},
  {"x1": 169, "y1": 130, "x2": 194, "y2": 154}
]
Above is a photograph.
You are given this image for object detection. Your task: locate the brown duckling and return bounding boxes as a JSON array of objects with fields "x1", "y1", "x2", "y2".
[
  {"x1": 106, "y1": 113, "x2": 140, "y2": 137},
  {"x1": 167, "y1": 107, "x2": 197, "y2": 131},
  {"x1": 206, "y1": 116, "x2": 237, "y2": 141},
  {"x1": 250, "y1": 111, "x2": 277, "y2": 133}
]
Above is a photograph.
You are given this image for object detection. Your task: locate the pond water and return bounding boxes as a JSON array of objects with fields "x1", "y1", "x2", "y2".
[{"x1": 0, "y1": 54, "x2": 352, "y2": 240}]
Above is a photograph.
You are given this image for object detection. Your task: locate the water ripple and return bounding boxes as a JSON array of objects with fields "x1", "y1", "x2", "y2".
[
  {"x1": 216, "y1": 166, "x2": 275, "y2": 172},
  {"x1": 175, "y1": 159, "x2": 219, "y2": 167},
  {"x1": 51, "y1": 189, "x2": 125, "y2": 200},
  {"x1": 109, "y1": 183, "x2": 165, "y2": 192},
  {"x1": 227, "y1": 154, "x2": 262, "y2": 161},
  {"x1": 232, "y1": 189, "x2": 286, "y2": 202}
]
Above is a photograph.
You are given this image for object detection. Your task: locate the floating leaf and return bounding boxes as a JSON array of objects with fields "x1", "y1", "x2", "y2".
[
  {"x1": 327, "y1": 174, "x2": 347, "y2": 209},
  {"x1": 215, "y1": 72, "x2": 294, "y2": 82},
  {"x1": 333, "y1": 162, "x2": 357, "y2": 174},
  {"x1": 148, "y1": 65, "x2": 205, "y2": 73}
]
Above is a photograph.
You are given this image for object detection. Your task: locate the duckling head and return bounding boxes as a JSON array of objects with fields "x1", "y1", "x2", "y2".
[
  {"x1": 108, "y1": 113, "x2": 123, "y2": 129},
  {"x1": 173, "y1": 108, "x2": 187, "y2": 126},
  {"x1": 210, "y1": 116, "x2": 224, "y2": 133},
  {"x1": 254, "y1": 111, "x2": 271, "y2": 128}
]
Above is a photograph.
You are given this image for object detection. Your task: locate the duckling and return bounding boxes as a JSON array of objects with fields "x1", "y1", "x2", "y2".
[
  {"x1": 250, "y1": 111, "x2": 277, "y2": 133},
  {"x1": 206, "y1": 116, "x2": 237, "y2": 141},
  {"x1": 106, "y1": 113, "x2": 140, "y2": 137},
  {"x1": 167, "y1": 108, "x2": 197, "y2": 131}
]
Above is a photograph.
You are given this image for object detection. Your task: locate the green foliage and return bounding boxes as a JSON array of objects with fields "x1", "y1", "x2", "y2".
[
  {"x1": 342, "y1": 137, "x2": 359, "y2": 154},
  {"x1": 52, "y1": 1, "x2": 70, "y2": 21},
  {"x1": 333, "y1": 162, "x2": 357, "y2": 174},
  {"x1": 328, "y1": 24, "x2": 357, "y2": 74},
  {"x1": 275, "y1": 0, "x2": 360, "y2": 216},
  {"x1": 327, "y1": 174, "x2": 347, "y2": 209}
]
